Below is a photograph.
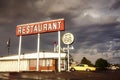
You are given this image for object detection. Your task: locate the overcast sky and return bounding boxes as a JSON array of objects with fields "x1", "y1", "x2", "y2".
[{"x1": 0, "y1": 0, "x2": 120, "y2": 64}]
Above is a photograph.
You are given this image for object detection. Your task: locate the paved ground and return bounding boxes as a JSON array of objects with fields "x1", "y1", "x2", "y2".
[{"x1": 0, "y1": 70, "x2": 120, "y2": 80}]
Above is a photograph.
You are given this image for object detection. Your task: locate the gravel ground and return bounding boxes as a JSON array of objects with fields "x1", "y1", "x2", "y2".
[{"x1": 0, "y1": 70, "x2": 120, "y2": 80}]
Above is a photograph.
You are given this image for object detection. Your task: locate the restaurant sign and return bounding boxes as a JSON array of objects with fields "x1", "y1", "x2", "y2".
[{"x1": 16, "y1": 19, "x2": 64, "y2": 36}]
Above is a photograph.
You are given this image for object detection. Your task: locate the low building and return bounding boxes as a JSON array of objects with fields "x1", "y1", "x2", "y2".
[{"x1": 0, "y1": 52, "x2": 67, "y2": 72}]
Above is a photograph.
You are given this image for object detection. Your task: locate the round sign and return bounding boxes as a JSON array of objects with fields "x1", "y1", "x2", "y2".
[{"x1": 62, "y1": 33, "x2": 74, "y2": 44}]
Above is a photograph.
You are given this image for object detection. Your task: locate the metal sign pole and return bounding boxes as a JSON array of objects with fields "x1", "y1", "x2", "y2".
[
  {"x1": 18, "y1": 35, "x2": 22, "y2": 72},
  {"x1": 67, "y1": 44, "x2": 70, "y2": 71},
  {"x1": 62, "y1": 33, "x2": 74, "y2": 71},
  {"x1": 37, "y1": 33, "x2": 40, "y2": 71},
  {"x1": 58, "y1": 31, "x2": 61, "y2": 72}
]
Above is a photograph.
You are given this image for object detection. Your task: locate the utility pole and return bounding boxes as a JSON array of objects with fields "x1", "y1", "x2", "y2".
[{"x1": 7, "y1": 38, "x2": 10, "y2": 55}]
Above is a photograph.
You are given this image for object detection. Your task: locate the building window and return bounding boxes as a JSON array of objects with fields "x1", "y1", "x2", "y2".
[{"x1": 39, "y1": 59, "x2": 52, "y2": 67}]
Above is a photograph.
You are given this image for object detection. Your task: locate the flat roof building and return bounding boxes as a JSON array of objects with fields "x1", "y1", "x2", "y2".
[{"x1": 0, "y1": 52, "x2": 67, "y2": 72}]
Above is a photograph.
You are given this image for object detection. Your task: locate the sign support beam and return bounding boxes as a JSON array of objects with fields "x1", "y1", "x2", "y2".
[
  {"x1": 18, "y1": 35, "x2": 22, "y2": 72},
  {"x1": 58, "y1": 31, "x2": 61, "y2": 72},
  {"x1": 37, "y1": 33, "x2": 40, "y2": 71},
  {"x1": 67, "y1": 44, "x2": 70, "y2": 71}
]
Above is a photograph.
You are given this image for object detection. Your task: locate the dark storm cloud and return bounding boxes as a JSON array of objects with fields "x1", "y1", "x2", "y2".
[
  {"x1": 111, "y1": 0, "x2": 120, "y2": 10},
  {"x1": 0, "y1": 0, "x2": 120, "y2": 63},
  {"x1": 0, "y1": 0, "x2": 50, "y2": 24},
  {"x1": 73, "y1": 23, "x2": 120, "y2": 63},
  {"x1": 74, "y1": 22, "x2": 120, "y2": 49}
]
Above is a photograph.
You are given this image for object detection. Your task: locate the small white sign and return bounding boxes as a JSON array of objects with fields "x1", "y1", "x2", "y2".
[{"x1": 62, "y1": 33, "x2": 74, "y2": 44}]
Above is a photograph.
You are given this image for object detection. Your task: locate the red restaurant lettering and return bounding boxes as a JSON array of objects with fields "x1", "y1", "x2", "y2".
[{"x1": 16, "y1": 19, "x2": 65, "y2": 36}]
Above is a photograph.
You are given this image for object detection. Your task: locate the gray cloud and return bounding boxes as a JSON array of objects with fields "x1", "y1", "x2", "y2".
[
  {"x1": 0, "y1": 0, "x2": 120, "y2": 63},
  {"x1": 110, "y1": 0, "x2": 120, "y2": 10}
]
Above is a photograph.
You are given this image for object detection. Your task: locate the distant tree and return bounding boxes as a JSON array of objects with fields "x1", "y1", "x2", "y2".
[
  {"x1": 95, "y1": 58, "x2": 110, "y2": 69},
  {"x1": 69, "y1": 54, "x2": 74, "y2": 62},
  {"x1": 80, "y1": 57, "x2": 94, "y2": 66}
]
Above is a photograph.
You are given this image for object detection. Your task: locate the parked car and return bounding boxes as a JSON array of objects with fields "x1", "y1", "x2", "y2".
[
  {"x1": 70, "y1": 64, "x2": 96, "y2": 71},
  {"x1": 107, "y1": 65, "x2": 120, "y2": 70}
]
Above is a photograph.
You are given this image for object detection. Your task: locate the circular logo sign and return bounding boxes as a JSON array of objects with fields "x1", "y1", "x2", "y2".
[{"x1": 62, "y1": 33, "x2": 74, "y2": 44}]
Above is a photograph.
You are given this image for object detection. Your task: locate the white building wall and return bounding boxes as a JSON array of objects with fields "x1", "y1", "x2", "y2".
[
  {"x1": 0, "y1": 52, "x2": 67, "y2": 72},
  {"x1": 0, "y1": 60, "x2": 29, "y2": 72}
]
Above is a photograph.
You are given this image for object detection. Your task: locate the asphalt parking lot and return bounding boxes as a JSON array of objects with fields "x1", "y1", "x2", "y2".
[{"x1": 0, "y1": 70, "x2": 120, "y2": 80}]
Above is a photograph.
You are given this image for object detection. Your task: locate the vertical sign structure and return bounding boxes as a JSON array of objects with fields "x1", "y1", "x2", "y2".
[
  {"x1": 16, "y1": 19, "x2": 65, "y2": 72},
  {"x1": 67, "y1": 44, "x2": 70, "y2": 71},
  {"x1": 37, "y1": 33, "x2": 40, "y2": 71},
  {"x1": 62, "y1": 33, "x2": 74, "y2": 71},
  {"x1": 58, "y1": 31, "x2": 61, "y2": 72},
  {"x1": 18, "y1": 36, "x2": 22, "y2": 72}
]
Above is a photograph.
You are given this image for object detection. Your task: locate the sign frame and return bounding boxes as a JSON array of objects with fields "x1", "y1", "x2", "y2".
[{"x1": 16, "y1": 18, "x2": 64, "y2": 72}]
